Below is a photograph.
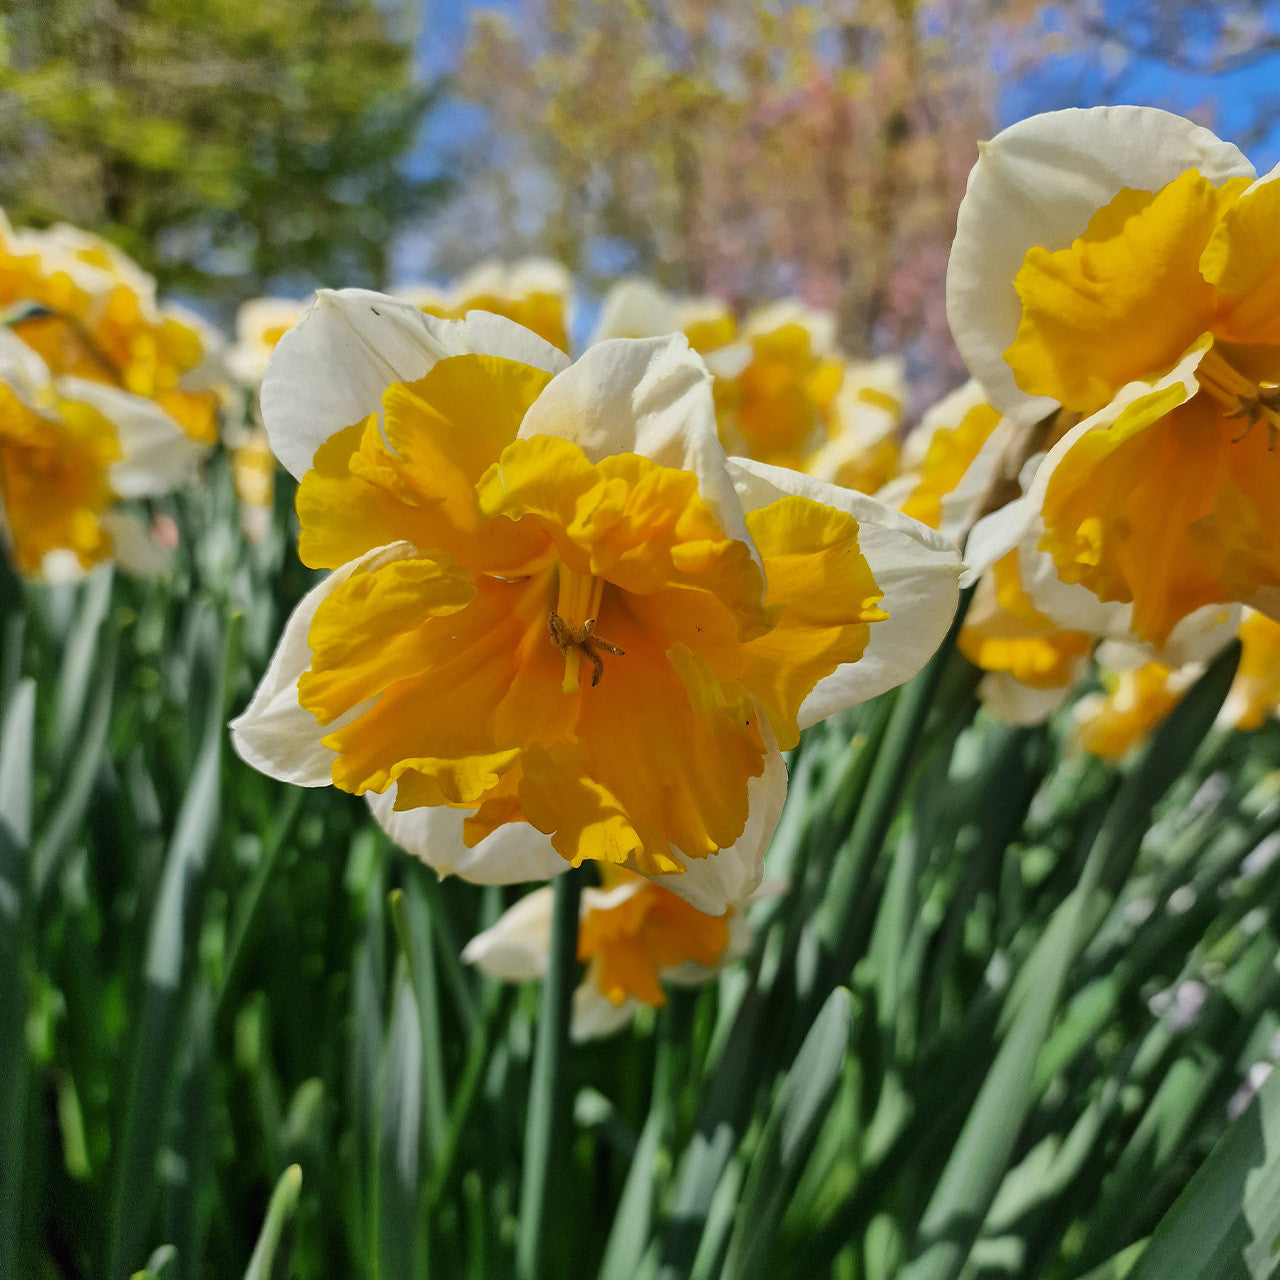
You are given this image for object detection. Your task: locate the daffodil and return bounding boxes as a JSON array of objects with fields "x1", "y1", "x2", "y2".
[
  {"x1": 591, "y1": 278, "x2": 740, "y2": 363},
  {"x1": 959, "y1": 551, "x2": 1092, "y2": 725},
  {"x1": 230, "y1": 290, "x2": 961, "y2": 912},
  {"x1": 595, "y1": 281, "x2": 882, "y2": 482},
  {"x1": 1073, "y1": 652, "x2": 1195, "y2": 762},
  {"x1": 804, "y1": 355, "x2": 907, "y2": 495},
  {"x1": 0, "y1": 333, "x2": 202, "y2": 578},
  {"x1": 1219, "y1": 611, "x2": 1280, "y2": 731},
  {"x1": 883, "y1": 380, "x2": 1023, "y2": 546},
  {"x1": 462, "y1": 867, "x2": 774, "y2": 1040},
  {"x1": 0, "y1": 214, "x2": 223, "y2": 446},
  {"x1": 397, "y1": 258, "x2": 573, "y2": 353},
  {"x1": 227, "y1": 298, "x2": 309, "y2": 388},
  {"x1": 948, "y1": 106, "x2": 1280, "y2": 643}
]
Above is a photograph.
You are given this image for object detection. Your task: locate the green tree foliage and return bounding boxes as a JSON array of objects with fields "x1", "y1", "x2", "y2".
[{"x1": 0, "y1": 0, "x2": 446, "y2": 301}]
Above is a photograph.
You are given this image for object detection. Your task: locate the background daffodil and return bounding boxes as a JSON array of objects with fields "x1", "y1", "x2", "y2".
[{"x1": 947, "y1": 106, "x2": 1280, "y2": 644}]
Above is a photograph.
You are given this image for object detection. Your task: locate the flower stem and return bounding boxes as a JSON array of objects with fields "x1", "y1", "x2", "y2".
[{"x1": 516, "y1": 864, "x2": 584, "y2": 1280}]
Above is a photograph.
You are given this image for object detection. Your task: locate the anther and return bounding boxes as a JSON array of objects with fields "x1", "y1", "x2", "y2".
[{"x1": 548, "y1": 611, "x2": 626, "y2": 689}]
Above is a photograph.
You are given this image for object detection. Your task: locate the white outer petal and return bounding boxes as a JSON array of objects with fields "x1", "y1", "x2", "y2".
[
  {"x1": 100, "y1": 509, "x2": 171, "y2": 577},
  {"x1": 229, "y1": 542, "x2": 417, "y2": 785},
  {"x1": 743, "y1": 300, "x2": 837, "y2": 355},
  {"x1": 366, "y1": 790, "x2": 568, "y2": 884},
  {"x1": 517, "y1": 334, "x2": 753, "y2": 552},
  {"x1": 977, "y1": 670, "x2": 1075, "y2": 726},
  {"x1": 649, "y1": 713, "x2": 788, "y2": 915},
  {"x1": 460, "y1": 886, "x2": 555, "y2": 981},
  {"x1": 946, "y1": 106, "x2": 1254, "y2": 418},
  {"x1": 59, "y1": 378, "x2": 206, "y2": 497},
  {"x1": 571, "y1": 980, "x2": 638, "y2": 1041},
  {"x1": 260, "y1": 289, "x2": 571, "y2": 479},
  {"x1": 725, "y1": 458, "x2": 963, "y2": 726},
  {"x1": 936, "y1": 415, "x2": 1022, "y2": 548},
  {"x1": 589, "y1": 277, "x2": 684, "y2": 343}
]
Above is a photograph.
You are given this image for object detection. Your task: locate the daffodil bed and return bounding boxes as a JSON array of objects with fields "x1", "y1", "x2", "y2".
[{"x1": 4, "y1": 106, "x2": 1280, "y2": 1280}]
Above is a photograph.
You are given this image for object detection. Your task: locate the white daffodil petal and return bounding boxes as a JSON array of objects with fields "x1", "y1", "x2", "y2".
[
  {"x1": 649, "y1": 714, "x2": 788, "y2": 916},
  {"x1": 99, "y1": 510, "x2": 171, "y2": 577},
  {"x1": 229, "y1": 542, "x2": 417, "y2": 786},
  {"x1": 60, "y1": 379, "x2": 205, "y2": 497},
  {"x1": 460, "y1": 886, "x2": 555, "y2": 982},
  {"x1": 590, "y1": 278, "x2": 683, "y2": 343},
  {"x1": 367, "y1": 789, "x2": 568, "y2": 885},
  {"x1": 947, "y1": 106, "x2": 1253, "y2": 417},
  {"x1": 518, "y1": 334, "x2": 752, "y2": 551},
  {"x1": 571, "y1": 980, "x2": 638, "y2": 1042},
  {"x1": 261, "y1": 290, "x2": 458, "y2": 478},
  {"x1": 261, "y1": 291, "x2": 571, "y2": 480},
  {"x1": 960, "y1": 496, "x2": 1039, "y2": 588},
  {"x1": 978, "y1": 670, "x2": 1074, "y2": 727},
  {"x1": 726, "y1": 458, "x2": 962, "y2": 726}
]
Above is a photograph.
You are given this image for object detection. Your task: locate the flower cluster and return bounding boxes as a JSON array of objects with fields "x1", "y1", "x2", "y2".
[
  {"x1": 0, "y1": 215, "x2": 221, "y2": 577},
  {"x1": 25, "y1": 99, "x2": 1280, "y2": 1029}
]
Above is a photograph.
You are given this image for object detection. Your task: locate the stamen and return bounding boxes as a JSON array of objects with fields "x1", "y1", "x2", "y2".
[
  {"x1": 1197, "y1": 347, "x2": 1280, "y2": 450},
  {"x1": 550, "y1": 565, "x2": 625, "y2": 692}
]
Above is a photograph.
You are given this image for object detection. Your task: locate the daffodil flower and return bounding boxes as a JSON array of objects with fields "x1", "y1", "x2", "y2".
[
  {"x1": 230, "y1": 291, "x2": 961, "y2": 912},
  {"x1": 462, "y1": 868, "x2": 777, "y2": 1040},
  {"x1": 881, "y1": 379, "x2": 1023, "y2": 546},
  {"x1": 396, "y1": 258, "x2": 573, "y2": 354},
  {"x1": 803, "y1": 355, "x2": 907, "y2": 495},
  {"x1": 0, "y1": 333, "x2": 202, "y2": 578},
  {"x1": 227, "y1": 298, "x2": 309, "y2": 389},
  {"x1": 948, "y1": 106, "x2": 1280, "y2": 643},
  {"x1": 959, "y1": 551, "x2": 1092, "y2": 726},
  {"x1": 1219, "y1": 611, "x2": 1280, "y2": 731},
  {"x1": 0, "y1": 213, "x2": 224, "y2": 446},
  {"x1": 1073, "y1": 648, "x2": 1199, "y2": 762}
]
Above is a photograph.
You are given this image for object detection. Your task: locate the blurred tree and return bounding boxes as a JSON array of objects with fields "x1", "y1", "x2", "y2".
[
  {"x1": 446, "y1": 0, "x2": 1279, "y2": 404},
  {"x1": 446, "y1": 0, "x2": 1022, "y2": 393},
  {"x1": 0, "y1": 0, "x2": 447, "y2": 303}
]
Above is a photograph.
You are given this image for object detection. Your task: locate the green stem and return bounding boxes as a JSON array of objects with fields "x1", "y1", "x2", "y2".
[
  {"x1": 516, "y1": 866, "x2": 584, "y2": 1280},
  {"x1": 813, "y1": 585, "x2": 974, "y2": 988}
]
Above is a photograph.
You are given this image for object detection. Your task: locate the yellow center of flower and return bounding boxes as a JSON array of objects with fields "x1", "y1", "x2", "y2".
[
  {"x1": 578, "y1": 868, "x2": 732, "y2": 1007},
  {"x1": 548, "y1": 563, "x2": 625, "y2": 693},
  {"x1": 294, "y1": 352, "x2": 888, "y2": 877},
  {"x1": 0, "y1": 384, "x2": 121, "y2": 575}
]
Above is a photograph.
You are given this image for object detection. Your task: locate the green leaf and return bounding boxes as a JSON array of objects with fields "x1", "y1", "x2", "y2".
[
  {"x1": 244, "y1": 1165, "x2": 303, "y2": 1280},
  {"x1": 1122, "y1": 1057, "x2": 1280, "y2": 1280},
  {"x1": 375, "y1": 967, "x2": 426, "y2": 1280},
  {"x1": 0, "y1": 679, "x2": 35, "y2": 1279},
  {"x1": 106, "y1": 646, "x2": 224, "y2": 1280},
  {"x1": 900, "y1": 642, "x2": 1242, "y2": 1280},
  {"x1": 719, "y1": 986, "x2": 854, "y2": 1279}
]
